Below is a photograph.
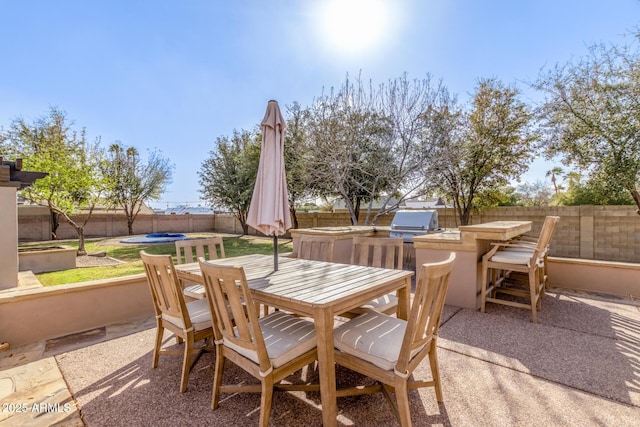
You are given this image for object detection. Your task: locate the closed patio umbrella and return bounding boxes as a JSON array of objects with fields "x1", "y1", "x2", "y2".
[{"x1": 247, "y1": 100, "x2": 291, "y2": 270}]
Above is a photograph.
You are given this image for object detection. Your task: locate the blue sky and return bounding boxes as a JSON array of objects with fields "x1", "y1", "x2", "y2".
[{"x1": 1, "y1": 0, "x2": 639, "y2": 209}]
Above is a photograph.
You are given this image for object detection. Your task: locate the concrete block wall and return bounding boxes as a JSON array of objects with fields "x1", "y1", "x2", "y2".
[
  {"x1": 17, "y1": 205, "x2": 640, "y2": 263},
  {"x1": 19, "y1": 212, "x2": 216, "y2": 240},
  {"x1": 472, "y1": 206, "x2": 583, "y2": 259},
  {"x1": 593, "y1": 206, "x2": 640, "y2": 262}
]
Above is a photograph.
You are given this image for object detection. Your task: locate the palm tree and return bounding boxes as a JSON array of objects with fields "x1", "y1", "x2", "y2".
[{"x1": 546, "y1": 166, "x2": 564, "y2": 194}]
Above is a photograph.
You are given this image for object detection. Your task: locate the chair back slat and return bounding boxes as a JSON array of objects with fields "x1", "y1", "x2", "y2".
[
  {"x1": 517, "y1": 216, "x2": 560, "y2": 267},
  {"x1": 198, "y1": 260, "x2": 270, "y2": 369},
  {"x1": 350, "y1": 237, "x2": 403, "y2": 269},
  {"x1": 397, "y1": 253, "x2": 456, "y2": 371},
  {"x1": 535, "y1": 216, "x2": 560, "y2": 254},
  {"x1": 140, "y1": 251, "x2": 191, "y2": 328},
  {"x1": 176, "y1": 237, "x2": 225, "y2": 264},
  {"x1": 298, "y1": 236, "x2": 335, "y2": 262}
]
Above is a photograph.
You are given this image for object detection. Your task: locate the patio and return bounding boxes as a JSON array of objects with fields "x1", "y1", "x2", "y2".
[{"x1": 1, "y1": 287, "x2": 639, "y2": 426}]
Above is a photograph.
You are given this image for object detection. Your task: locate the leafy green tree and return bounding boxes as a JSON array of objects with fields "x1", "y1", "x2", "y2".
[
  {"x1": 534, "y1": 34, "x2": 640, "y2": 214},
  {"x1": 284, "y1": 102, "x2": 312, "y2": 229},
  {"x1": 0, "y1": 128, "x2": 16, "y2": 157},
  {"x1": 427, "y1": 78, "x2": 538, "y2": 225},
  {"x1": 557, "y1": 170, "x2": 634, "y2": 205},
  {"x1": 8, "y1": 108, "x2": 105, "y2": 255},
  {"x1": 198, "y1": 129, "x2": 260, "y2": 234},
  {"x1": 474, "y1": 185, "x2": 522, "y2": 207},
  {"x1": 102, "y1": 142, "x2": 173, "y2": 235}
]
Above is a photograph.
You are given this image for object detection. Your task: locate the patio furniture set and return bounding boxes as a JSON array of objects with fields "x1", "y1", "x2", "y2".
[{"x1": 139, "y1": 218, "x2": 558, "y2": 426}]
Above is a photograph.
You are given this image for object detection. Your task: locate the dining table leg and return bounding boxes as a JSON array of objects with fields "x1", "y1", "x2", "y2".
[
  {"x1": 397, "y1": 277, "x2": 411, "y2": 320},
  {"x1": 314, "y1": 306, "x2": 337, "y2": 427}
]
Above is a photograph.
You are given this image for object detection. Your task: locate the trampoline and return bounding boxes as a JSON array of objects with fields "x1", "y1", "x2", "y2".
[{"x1": 120, "y1": 233, "x2": 188, "y2": 244}]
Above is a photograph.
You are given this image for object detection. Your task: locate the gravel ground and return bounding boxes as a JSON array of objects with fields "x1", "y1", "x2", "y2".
[{"x1": 75, "y1": 254, "x2": 124, "y2": 268}]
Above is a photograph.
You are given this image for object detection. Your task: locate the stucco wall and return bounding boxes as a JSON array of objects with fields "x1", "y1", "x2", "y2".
[
  {"x1": 0, "y1": 186, "x2": 19, "y2": 289},
  {"x1": 2, "y1": 257, "x2": 637, "y2": 348},
  {"x1": 0, "y1": 274, "x2": 153, "y2": 347}
]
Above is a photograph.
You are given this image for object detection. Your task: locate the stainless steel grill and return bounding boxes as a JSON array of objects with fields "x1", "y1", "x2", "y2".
[{"x1": 389, "y1": 210, "x2": 439, "y2": 243}]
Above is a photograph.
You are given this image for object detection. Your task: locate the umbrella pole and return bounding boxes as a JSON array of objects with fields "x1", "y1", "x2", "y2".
[{"x1": 273, "y1": 235, "x2": 279, "y2": 271}]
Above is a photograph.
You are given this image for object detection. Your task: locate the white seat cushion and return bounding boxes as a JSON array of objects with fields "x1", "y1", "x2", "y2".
[
  {"x1": 162, "y1": 298, "x2": 212, "y2": 332},
  {"x1": 224, "y1": 311, "x2": 316, "y2": 368},
  {"x1": 334, "y1": 309, "x2": 424, "y2": 371},
  {"x1": 490, "y1": 250, "x2": 533, "y2": 265}
]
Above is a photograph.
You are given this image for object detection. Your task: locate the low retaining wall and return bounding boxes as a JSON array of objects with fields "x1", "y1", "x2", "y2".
[
  {"x1": 547, "y1": 257, "x2": 640, "y2": 298},
  {"x1": 1, "y1": 256, "x2": 637, "y2": 348},
  {"x1": 0, "y1": 274, "x2": 153, "y2": 347},
  {"x1": 18, "y1": 245, "x2": 76, "y2": 273}
]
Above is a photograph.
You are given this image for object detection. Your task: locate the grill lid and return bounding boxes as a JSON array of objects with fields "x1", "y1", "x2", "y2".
[
  {"x1": 391, "y1": 210, "x2": 439, "y2": 231},
  {"x1": 390, "y1": 210, "x2": 440, "y2": 243}
]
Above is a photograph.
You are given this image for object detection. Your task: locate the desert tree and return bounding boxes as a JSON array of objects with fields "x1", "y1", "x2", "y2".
[
  {"x1": 284, "y1": 102, "x2": 312, "y2": 229},
  {"x1": 363, "y1": 73, "x2": 455, "y2": 224},
  {"x1": 102, "y1": 142, "x2": 173, "y2": 235},
  {"x1": 557, "y1": 169, "x2": 634, "y2": 206},
  {"x1": 516, "y1": 180, "x2": 553, "y2": 206},
  {"x1": 305, "y1": 75, "x2": 394, "y2": 225},
  {"x1": 8, "y1": 107, "x2": 106, "y2": 255},
  {"x1": 426, "y1": 78, "x2": 538, "y2": 225},
  {"x1": 534, "y1": 32, "x2": 640, "y2": 213},
  {"x1": 198, "y1": 129, "x2": 260, "y2": 234},
  {"x1": 305, "y1": 73, "x2": 452, "y2": 225}
]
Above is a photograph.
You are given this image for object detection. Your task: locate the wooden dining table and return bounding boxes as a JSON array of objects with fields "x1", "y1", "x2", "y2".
[{"x1": 174, "y1": 253, "x2": 414, "y2": 427}]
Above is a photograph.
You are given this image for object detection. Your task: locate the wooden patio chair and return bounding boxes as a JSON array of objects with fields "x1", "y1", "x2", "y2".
[
  {"x1": 297, "y1": 235, "x2": 335, "y2": 262},
  {"x1": 333, "y1": 253, "x2": 456, "y2": 427},
  {"x1": 480, "y1": 216, "x2": 560, "y2": 322},
  {"x1": 503, "y1": 215, "x2": 560, "y2": 291},
  {"x1": 175, "y1": 237, "x2": 226, "y2": 299},
  {"x1": 140, "y1": 250, "x2": 214, "y2": 393},
  {"x1": 343, "y1": 236, "x2": 404, "y2": 318},
  {"x1": 175, "y1": 236, "x2": 226, "y2": 264},
  {"x1": 198, "y1": 260, "x2": 318, "y2": 427}
]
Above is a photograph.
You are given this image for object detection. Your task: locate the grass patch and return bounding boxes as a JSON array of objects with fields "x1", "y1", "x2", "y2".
[
  {"x1": 26, "y1": 236, "x2": 292, "y2": 287},
  {"x1": 37, "y1": 263, "x2": 144, "y2": 286}
]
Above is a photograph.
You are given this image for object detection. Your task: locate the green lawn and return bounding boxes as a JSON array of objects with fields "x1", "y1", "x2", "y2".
[{"x1": 22, "y1": 236, "x2": 292, "y2": 287}]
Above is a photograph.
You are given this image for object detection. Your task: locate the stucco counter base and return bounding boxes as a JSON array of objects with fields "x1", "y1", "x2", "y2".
[{"x1": 413, "y1": 221, "x2": 532, "y2": 309}]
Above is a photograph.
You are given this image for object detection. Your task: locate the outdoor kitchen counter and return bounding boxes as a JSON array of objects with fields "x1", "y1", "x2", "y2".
[
  {"x1": 413, "y1": 221, "x2": 532, "y2": 309},
  {"x1": 290, "y1": 226, "x2": 390, "y2": 263}
]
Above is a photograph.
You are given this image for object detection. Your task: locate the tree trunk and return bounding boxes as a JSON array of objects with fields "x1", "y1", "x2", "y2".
[
  {"x1": 235, "y1": 211, "x2": 250, "y2": 235},
  {"x1": 50, "y1": 210, "x2": 60, "y2": 240},
  {"x1": 290, "y1": 207, "x2": 299, "y2": 229},
  {"x1": 460, "y1": 207, "x2": 471, "y2": 226},
  {"x1": 453, "y1": 196, "x2": 471, "y2": 226},
  {"x1": 354, "y1": 198, "x2": 361, "y2": 224},
  {"x1": 339, "y1": 194, "x2": 359, "y2": 226},
  {"x1": 348, "y1": 198, "x2": 361, "y2": 226},
  {"x1": 77, "y1": 227, "x2": 87, "y2": 256},
  {"x1": 631, "y1": 188, "x2": 640, "y2": 215},
  {"x1": 127, "y1": 216, "x2": 135, "y2": 235}
]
